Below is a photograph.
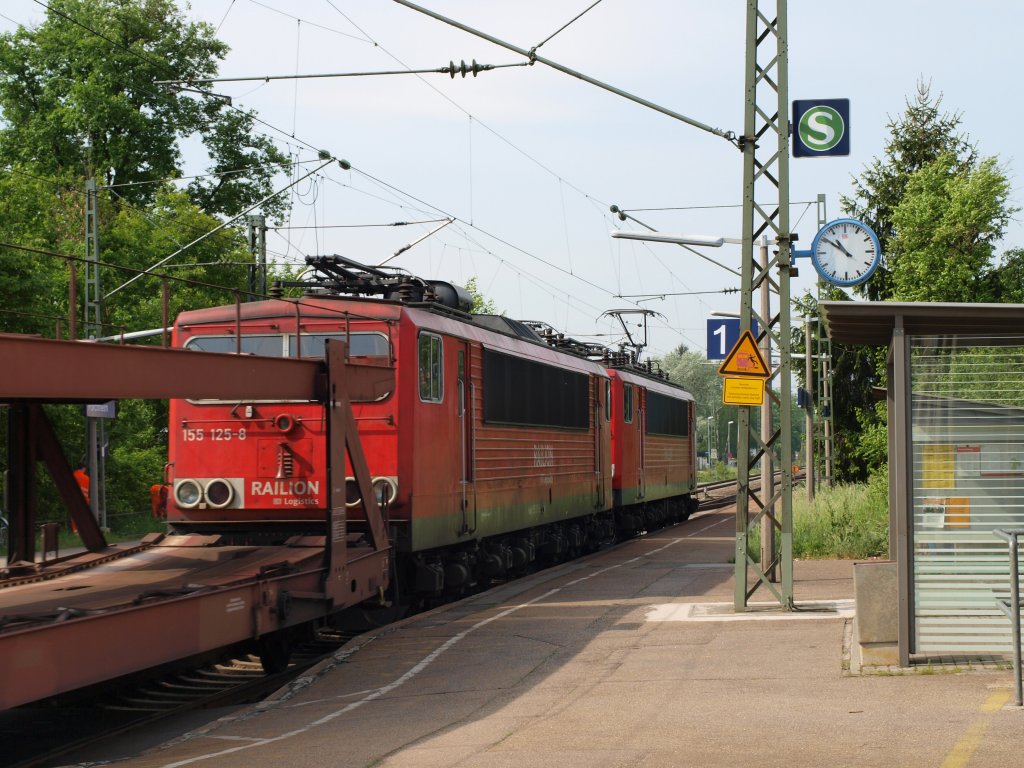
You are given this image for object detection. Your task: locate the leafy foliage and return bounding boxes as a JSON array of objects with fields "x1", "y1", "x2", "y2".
[
  {"x1": 0, "y1": 169, "x2": 81, "y2": 336},
  {"x1": 988, "y1": 248, "x2": 1024, "y2": 303},
  {"x1": 889, "y1": 154, "x2": 1015, "y2": 302},
  {"x1": 101, "y1": 187, "x2": 254, "y2": 334},
  {"x1": 659, "y1": 345, "x2": 721, "y2": 413},
  {"x1": 658, "y1": 343, "x2": 803, "y2": 461},
  {"x1": 659, "y1": 344, "x2": 726, "y2": 456},
  {"x1": 0, "y1": 2, "x2": 298, "y2": 532},
  {"x1": 841, "y1": 81, "x2": 977, "y2": 302},
  {"x1": 464, "y1": 276, "x2": 500, "y2": 315},
  {"x1": 749, "y1": 477, "x2": 890, "y2": 560},
  {"x1": 0, "y1": 0, "x2": 287, "y2": 216}
]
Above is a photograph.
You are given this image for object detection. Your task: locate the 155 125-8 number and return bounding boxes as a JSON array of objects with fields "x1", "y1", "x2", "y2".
[{"x1": 182, "y1": 428, "x2": 247, "y2": 442}]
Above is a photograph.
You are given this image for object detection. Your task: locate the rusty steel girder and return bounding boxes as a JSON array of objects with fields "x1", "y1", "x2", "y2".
[{"x1": 0, "y1": 333, "x2": 392, "y2": 403}]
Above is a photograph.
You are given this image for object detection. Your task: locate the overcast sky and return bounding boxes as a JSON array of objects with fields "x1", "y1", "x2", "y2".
[{"x1": 3, "y1": 1, "x2": 1022, "y2": 359}]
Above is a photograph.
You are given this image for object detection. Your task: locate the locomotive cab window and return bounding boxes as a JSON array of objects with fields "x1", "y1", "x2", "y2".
[
  {"x1": 184, "y1": 331, "x2": 393, "y2": 403},
  {"x1": 623, "y1": 383, "x2": 634, "y2": 423},
  {"x1": 288, "y1": 332, "x2": 390, "y2": 359},
  {"x1": 419, "y1": 332, "x2": 443, "y2": 403},
  {"x1": 604, "y1": 379, "x2": 611, "y2": 421},
  {"x1": 185, "y1": 334, "x2": 286, "y2": 356}
]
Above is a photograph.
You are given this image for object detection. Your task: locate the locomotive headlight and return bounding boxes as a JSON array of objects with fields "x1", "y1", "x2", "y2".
[
  {"x1": 372, "y1": 476, "x2": 398, "y2": 507},
  {"x1": 344, "y1": 478, "x2": 361, "y2": 509},
  {"x1": 175, "y1": 479, "x2": 204, "y2": 509},
  {"x1": 273, "y1": 413, "x2": 296, "y2": 433},
  {"x1": 204, "y1": 478, "x2": 235, "y2": 509}
]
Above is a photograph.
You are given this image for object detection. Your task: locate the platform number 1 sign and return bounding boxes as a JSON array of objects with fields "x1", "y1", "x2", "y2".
[{"x1": 706, "y1": 318, "x2": 758, "y2": 361}]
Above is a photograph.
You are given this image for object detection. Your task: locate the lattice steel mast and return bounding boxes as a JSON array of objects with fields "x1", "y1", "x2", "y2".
[{"x1": 735, "y1": 0, "x2": 794, "y2": 610}]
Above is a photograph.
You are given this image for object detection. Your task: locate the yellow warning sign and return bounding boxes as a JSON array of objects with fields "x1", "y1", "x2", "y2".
[
  {"x1": 717, "y1": 329, "x2": 770, "y2": 378},
  {"x1": 722, "y1": 376, "x2": 765, "y2": 406}
]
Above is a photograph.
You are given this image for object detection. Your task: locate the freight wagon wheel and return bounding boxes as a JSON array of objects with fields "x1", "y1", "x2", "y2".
[{"x1": 256, "y1": 631, "x2": 292, "y2": 674}]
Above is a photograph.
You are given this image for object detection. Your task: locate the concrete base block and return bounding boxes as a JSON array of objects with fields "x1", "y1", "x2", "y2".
[
  {"x1": 853, "y1": 560, "x2": 898, "y2": 664},
  {"x1": 859, "y1": 640, "x2": 899, "y2": 666}
]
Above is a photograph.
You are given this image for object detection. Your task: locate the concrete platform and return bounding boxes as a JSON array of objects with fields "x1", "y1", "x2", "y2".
[{"x1": 100, "y1": 506, "x2": 1024, "y2": 768}]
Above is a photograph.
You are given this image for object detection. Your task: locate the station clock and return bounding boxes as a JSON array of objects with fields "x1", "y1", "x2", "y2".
[{"x1": 809, "y1": 218, "x2": 881, "y2": 287}]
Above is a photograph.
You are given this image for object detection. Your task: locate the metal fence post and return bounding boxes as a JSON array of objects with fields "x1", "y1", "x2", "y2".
[{"x1": 995, "y1": 529, "x2": 1023, "y2": 706}]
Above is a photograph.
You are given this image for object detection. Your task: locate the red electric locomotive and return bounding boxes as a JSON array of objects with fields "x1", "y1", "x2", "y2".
[
  {"x1": 167, "y1": 256, "x2": 696, "y2": 600},
  {"x1": 608, "y1": 368, "x2": 698, "y2": 532}
]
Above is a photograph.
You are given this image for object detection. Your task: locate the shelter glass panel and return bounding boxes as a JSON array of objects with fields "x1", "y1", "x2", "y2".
[{"x1": 910, "y1": 335, "x2": 1024, "y2": 654}]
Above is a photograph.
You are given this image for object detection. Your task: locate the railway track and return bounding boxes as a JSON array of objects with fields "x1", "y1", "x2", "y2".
[
  {"x1": 3, "y1": 475, "x2": 801, "y2": 766},
  {"x1": 698, "y1": 469, "x2": 800, "y2": 510},
  {"x1": 2, "y1": 627, "x2": 358, "y2": 768}
]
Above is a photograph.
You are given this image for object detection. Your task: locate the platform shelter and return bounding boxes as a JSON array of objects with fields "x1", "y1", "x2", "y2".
[{"x1": 820, "y1": 301, "x2": 1024, "y2": 666}]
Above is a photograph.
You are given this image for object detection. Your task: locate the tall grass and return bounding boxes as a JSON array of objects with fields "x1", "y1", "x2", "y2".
[
  {"x1": 698, "y1": 461, "x2": 737, "y2": 484},
  {"x1": 748, "y1": 471, "x2": 889, "y2": 560}
]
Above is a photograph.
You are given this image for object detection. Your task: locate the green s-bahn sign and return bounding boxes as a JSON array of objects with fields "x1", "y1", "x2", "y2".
[{"x1": 792, "y1": 99, "x2": 850, "y2": 157}]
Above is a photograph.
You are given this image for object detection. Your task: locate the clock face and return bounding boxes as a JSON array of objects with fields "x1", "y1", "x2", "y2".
[{"x1": 810, "y1": 218, "x2": 881, "y2": 286}]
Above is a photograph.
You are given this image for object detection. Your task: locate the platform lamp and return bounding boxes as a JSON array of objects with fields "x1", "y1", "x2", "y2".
[{"x1": 610, "y1": 231, "x2": 725, "y2": 247}]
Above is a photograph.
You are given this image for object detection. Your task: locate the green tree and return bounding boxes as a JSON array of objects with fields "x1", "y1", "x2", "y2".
[
  {"x1": 101, "y1": 186, "x2": 256, "y2": 335},
  {"x1": 0, "y1": 2, "x2": 298, "y2": 535},
  {"x1": 0, "y1": 168, "x2": 82, "y2": 336},
  {"x1": 464, "y1": 276, "x2": 500, "y2": 314},
  {"x1": 841, "y1": 81, "x2": 976, "y2": 301},
  {"x1": 661, "y1": 344, "x2": 721, "y2": 416},
  {"x1": 889, "y1": 154, "x2": 1014, "y2": 302},
  {"x1": 987, "y1": 248, "x2": 1024, "y2": 303},
  {"x1": 0, "y1": 0, "x2": 287, "y2": 217}
]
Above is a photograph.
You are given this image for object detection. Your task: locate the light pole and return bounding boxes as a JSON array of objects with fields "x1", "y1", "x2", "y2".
[
  {"x1": 707, "y1": 416, "x2": 714, "y2": 467},
  {"x1": 727, "y1": 420, "x2": 734, "y2": 461}
]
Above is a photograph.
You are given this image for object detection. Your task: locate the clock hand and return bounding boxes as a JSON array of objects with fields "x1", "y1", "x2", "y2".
[{"x1": 824, "y1": 237, "x2": 855, "y2": 259}]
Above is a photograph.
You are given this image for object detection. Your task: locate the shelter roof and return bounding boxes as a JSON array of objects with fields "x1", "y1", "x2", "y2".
[{"x1": 819, "y1": 301, "x2": 1024, "y2": 346}]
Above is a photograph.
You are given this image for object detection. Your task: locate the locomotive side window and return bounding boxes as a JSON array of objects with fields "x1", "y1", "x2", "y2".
[
  {"x1": 604, "y1": 379, "x2": 611, "y2": 421},
  {"x1": 418, "y1": 332, "x2": 443, "y2": 403},
  {"x1": 623, "y1": 384, "x2": 634, "y2": 423},
  {"x1": 646, "y1": 391, "x2": 688, "y2": 436},
  {"x1": 482, "y1": 348, "x2": 588, "y2": 429},
  {"x1": 185, "y1": 334, "x2": 286, "y2": 356},
  {"x1": 288, "y1": 332, "x2": 390, "y2": 358}
]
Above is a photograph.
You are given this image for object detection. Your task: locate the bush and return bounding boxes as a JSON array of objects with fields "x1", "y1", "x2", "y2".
[
  {"x1": 748, "y1": 473, "x2": 889, "y2": 560},
  {"x1": 698, "y1": 461, "x2": 736, "y2": 483}
]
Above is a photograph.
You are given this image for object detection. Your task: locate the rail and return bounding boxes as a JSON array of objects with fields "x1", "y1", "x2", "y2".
[
  {"x1": 994, "y1": 528, "x2": 1024, "y2": 706},
  {"x1": 697, "y1": 468, "x2": 801, "y2": 500}
]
